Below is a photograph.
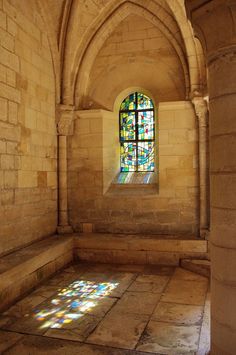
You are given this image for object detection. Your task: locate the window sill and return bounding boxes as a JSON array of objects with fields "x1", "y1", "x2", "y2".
[
  {"x1": 113, "y1": 172, "x2": 157, "y2": 185},
  {"x1": 106, "y1": 172, "x2": 158, "y2": 196}
]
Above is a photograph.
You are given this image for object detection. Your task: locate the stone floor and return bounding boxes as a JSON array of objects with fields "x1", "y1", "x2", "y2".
[{"x1": 0, "y1": 263, "x2": 210, "y2": 354}]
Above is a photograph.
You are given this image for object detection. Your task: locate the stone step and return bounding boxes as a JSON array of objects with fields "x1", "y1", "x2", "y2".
[
  {"x1": 75, "y1": 233, "x2": 208, "y2": 266},
  {"x1": 0, "y1": 235, "x2": 74, "y2": 312},
  {"x1": 180, "y1": 259, "x2": 211, "y2": 278}
]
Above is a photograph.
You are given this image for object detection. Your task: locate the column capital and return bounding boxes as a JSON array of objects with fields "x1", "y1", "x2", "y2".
[
  {"x1": 191, "y1": 96, "x2": 208, "y2": 127},
  {"x1": 57, "y1": 104, "x2": 75, "y2": 136}
]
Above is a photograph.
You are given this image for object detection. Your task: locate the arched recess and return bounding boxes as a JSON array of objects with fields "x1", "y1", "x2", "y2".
[
  {"x1": 62, "y1": 0, "x2": 191, "y2": 106},
  {"x1": 75, "y1": 2, "x2": 190, "y2": 108}
]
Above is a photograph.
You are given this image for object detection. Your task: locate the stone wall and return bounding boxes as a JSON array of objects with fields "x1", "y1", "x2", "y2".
[
  {"x1": 85, "y1": 15, "x2": 186, "y2": 110},
  {"x1": 68, "y1": 101, "x2": 199, "y2": 236},
  {"x1": 0, "y1": 0, "x2": 57, "y2": 255}
]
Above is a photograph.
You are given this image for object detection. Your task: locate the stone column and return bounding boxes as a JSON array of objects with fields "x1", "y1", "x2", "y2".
[
  {"x1": 185, "y1": 2, "x2": 236, "y2": 354},
  {"x1": 192, "y1": 96, "x2": 209, "y2": 238},
  {"x1": 57, "y1": 105, "x2": 74, "y2": 234}
]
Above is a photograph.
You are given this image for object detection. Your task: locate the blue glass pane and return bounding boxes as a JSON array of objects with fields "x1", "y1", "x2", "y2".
[{"x1": 138, "y1": 142, "x2": 155, "y2": 172}]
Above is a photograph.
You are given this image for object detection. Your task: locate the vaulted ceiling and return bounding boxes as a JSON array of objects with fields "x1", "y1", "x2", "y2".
[{"x1": 34, "y1": 0, "x2": 206, "y2": 105}]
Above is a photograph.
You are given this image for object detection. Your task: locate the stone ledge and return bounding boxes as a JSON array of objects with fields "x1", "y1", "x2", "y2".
[
  {"x1": 180, "y1": 259, "x2": 211, "y2": 278},
  {"x1": 75, "y1": 233, "x2": 207, "y2": 253},
  {"x1": 74, "y1": 233, "x2": 208, "y2": 266},
  {"x1": 0, "y1": 235, "x2": 74, "y2": 312}
]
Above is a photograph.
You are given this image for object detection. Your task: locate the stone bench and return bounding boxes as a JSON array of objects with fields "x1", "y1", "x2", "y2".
[
  {"x1": 0, "y1": 235, "x2": 74, "y2": 312},
  {"x1": 74, "y1": 233, "x2": 208, "y2": 266},
  {"x1": 0, "y1": 232, "x2": 209, "y2": 311}
]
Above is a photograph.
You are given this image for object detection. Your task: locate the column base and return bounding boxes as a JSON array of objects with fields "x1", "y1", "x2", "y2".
[
  {"x1": 57, "y1": 225, "x2": 74, "y2": 234},
  {"x1": 200, "y1": 228, "x2": 210, "y2": 239}
]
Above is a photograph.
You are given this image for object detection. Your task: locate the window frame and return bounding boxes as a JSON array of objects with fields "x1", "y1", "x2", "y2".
[{"x1": 119, "y1": 92, "x2": 155, "y2": 172}]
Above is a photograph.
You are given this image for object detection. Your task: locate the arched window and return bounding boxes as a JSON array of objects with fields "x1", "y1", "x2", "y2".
[{"x1": 119, "y1": 92, "x2": 155, "y2": 172}]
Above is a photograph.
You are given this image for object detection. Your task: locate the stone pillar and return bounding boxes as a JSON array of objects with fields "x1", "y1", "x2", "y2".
[
  {"x1": 192, "y1": 96, "x2": 209, "y2": 238},
  {"x1": 57, "y1": 105, "x2": 74, "y2": 234},
  {"x1": 185, "y1": 1, "x2": 236, "y2": 354}
]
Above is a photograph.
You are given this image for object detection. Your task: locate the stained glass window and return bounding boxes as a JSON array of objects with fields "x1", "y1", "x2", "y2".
[{"x1": 119, "y1": 92, "x2": 155, "y2": 172}]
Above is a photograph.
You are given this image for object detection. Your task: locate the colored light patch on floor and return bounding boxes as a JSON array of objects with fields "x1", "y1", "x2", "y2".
[{"x1": 33, "y1": 280, "x2": 119, "y2": 330}]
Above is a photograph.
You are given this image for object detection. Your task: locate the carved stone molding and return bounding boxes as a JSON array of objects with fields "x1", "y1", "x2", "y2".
[
  {"x1": 192, "y1": 96, "x2": 208, "y2": 127},
  {"x1": 57, "y1": 104, "x2": 75, "y2": 136}
]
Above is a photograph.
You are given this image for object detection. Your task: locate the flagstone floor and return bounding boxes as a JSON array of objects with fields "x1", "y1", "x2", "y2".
[{"x1": 0, "y1": 263, "x2": 210, "y2": 354}]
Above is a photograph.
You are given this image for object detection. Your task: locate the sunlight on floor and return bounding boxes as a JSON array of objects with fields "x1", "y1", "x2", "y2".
[{"x1": 33, "y1": 280, "x2": 119, "y2": 329}]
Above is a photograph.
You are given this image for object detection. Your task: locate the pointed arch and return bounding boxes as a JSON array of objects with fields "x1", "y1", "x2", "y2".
[{"x1": 62, "y1": 0, "x2": 191, "y2": 106}]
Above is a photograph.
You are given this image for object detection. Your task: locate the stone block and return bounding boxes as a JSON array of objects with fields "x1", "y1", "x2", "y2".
[
  {"x1": 0, "y1": 122, "x2": 20, "y2": 142},
  {"x1": 8, "y1": 101, "x2": 18, "y2": 124},
  {"x1": 0, "y1": 62, "x2": 6, "y2": 82},
  {"x1": 6, "y1": 141, "x2": 18, "y2": 154},
  {"x1": 0, "y1": 82, "x2": 20, "y2": 103},
  {"x1": 211, "y1": 174, "x2": 236, "y2": 209},
  {"x1": 37, "y1": 171, "x2": 47, "y2": 187},
  {"x1": 0, "y1": 45, "x2": 19, "y2": 72},
  {"x1": 169, "y1": 129, "x2": 188, "y2": 144},
  {"x1": 117, "y1": 39, "x2": 143, "y2": 53},
  {"x1": 47, "y1": 171, "x2": 57, "y2": 188},
  {"x1": 0, "y1": 139, "x2": 6, "y2": 153},
  {"x1": 75, "y1": 118, "x2": 90, "y2": 134},
  {"x1": 0, "y1": 26, "x2": 14, "y2": 52},
  {"x1": 7, "y1": 17, "x2": 17, "y2": 36},
  {"x1": 147, "y1": 251, "x2": 180, "y2": 266},
  {"x1": 1, "y1": 154, "x2": 15, "y2": 170},
  {"x1": 82, "y1": 223, "x2": 93, "y2": 233},
  {"x1": 211, "y1": 134, "x2": 236, "y2": 173},
  {"x1": 18, "y1": 170, "x2": 37, "y2": 188},
  {"x1": 3, "y1": 170, "x2": 17, "y2": 188},
  {"x1": 159, "y1": 156, "x2": 179, "y2": 170},
  {"x1": 1, "y1": 189, "x2": 14, "y2": 205},
  {"x1": 0, "y1": 96, "x2": 7, "y2": 121},
  {"x1": 211, "y1": 278, "x2": 236, "y2": 331},
  {"x1": 0, "y1": 9, "x2": 6, "y2": 29}
]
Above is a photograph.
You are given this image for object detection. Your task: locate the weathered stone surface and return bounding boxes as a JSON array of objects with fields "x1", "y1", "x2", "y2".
[
  {"x1": 161, "y1": 279, "x2": 208, "y2": 306},
  {"x1": 75, "y1": 233, "x2": 208, "y2": 265},
  {"x1": 69, "y1": 102, "x2": 199, "y2": 236},
  {"x1": 0, "y1": 235, "x2": 74, "y2": 311},
  {"x1": 137, "y1": 321, "x2": 200, "y2": 353},
  {"x1": 0, "y1": 263, "x2": 210, "y2": 353},
  {"x1": 87, "y1": 310, "x2": 148, "y2": 349},
  {"x1": 0, "y1": 0, "x2": 57, "y2": 256},
  {"x1": 113, "y1": 291, "x2": 161, "y2": 316},
  {"x1": 152, "y1": 302, "x2": 203, "y2": 325},
  {"x1": 0, "y1": 330, "x2": 23, "y2": 352}
]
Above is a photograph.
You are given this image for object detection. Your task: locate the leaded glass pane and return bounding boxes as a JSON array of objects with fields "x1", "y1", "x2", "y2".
[
  {"x1": 138, "y1": 111, "x2": 154, "y2": 140},
  {"x1": 137, "y1": 93, "x2": 153, "y2": 110},
  {"x1": 120, "y1": 112, "x2": 136, "y2": 141},
  {"x1": 120, "y1": 93, "x2": 136, "y2": 111},
  {"x1": 120, "y1": 143, "x2": 136, "y2": 172},
  {"x1": 119, "y1": 92, "x2": 155, "y2": 172},
  {"x1": 138, "y1": 142, "x2": 155, "y2": 172}
]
